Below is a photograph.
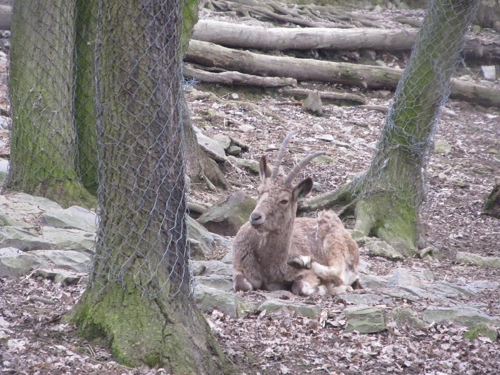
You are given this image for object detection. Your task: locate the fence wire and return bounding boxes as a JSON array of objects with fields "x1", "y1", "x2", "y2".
[
  {"x1": 8, "y1": 0, "x2": 196, "y2": 297},
  {"x1": 348, "y1": 0, "x2": 480, "y2": 224}
]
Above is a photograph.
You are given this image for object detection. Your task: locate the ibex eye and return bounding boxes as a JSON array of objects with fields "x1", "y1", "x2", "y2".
[{"x1": 280, "y1": 199, "x2": 289, "y2": 205}]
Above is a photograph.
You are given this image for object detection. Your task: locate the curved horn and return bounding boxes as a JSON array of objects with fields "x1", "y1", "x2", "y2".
[
  {"x1": 283, "y1": 151, "x2": 326, "y2": 185},
  {"x1": 271, "y1": 130, "x2": 297, "y2": 179}
]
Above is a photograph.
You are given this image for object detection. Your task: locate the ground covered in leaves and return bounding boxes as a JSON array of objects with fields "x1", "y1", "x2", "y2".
[{"x1": 1, "y1": 3, "x2": 500, "y2": 375}]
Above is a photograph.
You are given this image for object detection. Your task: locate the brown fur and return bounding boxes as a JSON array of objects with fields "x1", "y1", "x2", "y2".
[{"x1": 232, "y1": 151, "x2": 361, "y2": 296}]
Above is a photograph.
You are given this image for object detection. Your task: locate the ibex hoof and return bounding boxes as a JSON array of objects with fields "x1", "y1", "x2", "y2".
[{"x1": 287, "y1": 255, "x2": 312, "y2": 269}]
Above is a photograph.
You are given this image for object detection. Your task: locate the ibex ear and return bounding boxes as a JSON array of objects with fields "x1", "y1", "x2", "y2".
[
  {"x1": 293, "y1": 177, "x2": 313, "y2": 200},
  {"x1": 259, "y1": 156, "x2": 272, "y2": 181}
]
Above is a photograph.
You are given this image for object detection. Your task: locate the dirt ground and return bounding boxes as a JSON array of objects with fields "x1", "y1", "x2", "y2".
[{"x1": 1, "y1": 4, "x2": 500, "y2": 375}]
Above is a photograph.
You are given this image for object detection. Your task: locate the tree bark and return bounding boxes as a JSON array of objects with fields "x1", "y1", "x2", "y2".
[
  {"x1": 483, "y1": 183, "x2": 500, "y2": 218},
  {"x1": 192, "y1": 20, "x2": 500, "y2": 61},
  {"x1": 303, "y1": 0, "x2": 481, "y2": 256},
  {"x1": 75, "y1": 0, "x2": 98, "y2": 194},
  {"x1": 5, "y1": 0, "x2": 94, "y2": 207},
  {"x1": 186, "y1": 39, "x2": 500, "y2": 108},
  {"x1": 70, "y1": 1, "x2": 228, "y2": 372},
  {"x1": 185, "y1": 64, "x2": 297, "y2": 87}
]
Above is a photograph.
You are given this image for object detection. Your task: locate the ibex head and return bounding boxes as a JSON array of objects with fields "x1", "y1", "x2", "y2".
[{"x1": 249, "y1": 131, "x2": 325, "y2": 232}]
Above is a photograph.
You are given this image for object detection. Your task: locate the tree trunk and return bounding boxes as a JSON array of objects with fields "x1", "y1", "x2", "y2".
[
  {"x1": 483, "y1": 183, "x2": 500, "y2": 218},
  {"x1": 186, "y1": 40, "x2": 500, "y2": 108},
  {"x1": 304, "y1": 0, "x2": 481, "y2": 256},
  {"x1": 192, "y1": 20, "x2": 500, "y2": 60},
  {"x1": 69, "y1": 1, "x2": 228, "y2": 372},
  {"x1": 5, "y1": 0, "x2": 94, "y2": 208},
  {"x1": 75, "y1": 0, "x2": 98, "y2": 194},
  {"x1": 180, "y1": 1, "x2": 227, "y2": 189}
]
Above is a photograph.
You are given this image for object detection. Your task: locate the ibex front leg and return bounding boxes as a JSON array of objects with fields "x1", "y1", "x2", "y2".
[{"x1": 233, "y1": 270, "x2": 254, "y2": 292}]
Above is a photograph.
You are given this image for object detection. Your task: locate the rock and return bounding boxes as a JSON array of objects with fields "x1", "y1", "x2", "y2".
[
  {"x1": 345, "y1": 306, "x2": 386, "y2": 333},
  {"x1": 238, "y1": 124, "x2": 255, "y2": 133},
  {"x1": 434, "y1": 139, "x2": 452, "y2": 154},
  {"x1": 302, "y1": 90, "x2": 322, "y2": 115},
  {"x1": 194, "y1": 284, "x2": 252, "y2": 318},
  {"x1": 456, "y1": 252, "x2": 500, "y2": 268},
  {"x1": 190, "y1": 260, "x2": 232, "y2": 277},
  {"x1": 481, "y1": 65, "x2": 496, "y2": 81},
  {"x1": 361, "y1": 237, "x2": 404, "y2": 261},
  {"x1": 227, "y1": 156, "x2": 260, "y2": 174},
  {"x1": 195, "y1": 275, "x2": 233, "y2": 292},
  {"x1": 0, "y1": 250, "x2": 50, "y2": 277},
  {"x1": 0, "y1": 193, "x2": 62, "y2": 227},
  {"x1": 31, "y1": 250, "x2": 91, "y2": 273},
  {"x1": 221, "y1": 249, "x2": 233, "y2": 264},
  {"x1": 388, "y1": 307, "x2": 427, "y2": 330},
  {"x1": 197, "y1": 191, "x2": 256, "y2": 236},
  {"x1": 187, "y1": 216, "x2": 215, "y2": 255},
  {"x1": 342, "y1": 293, "x2": 393, "y2": 306},
  {"x1": 419, "y1": 245, "x2": 438, "y2": 258},
  {"x1": 465, "y1": 280, "x2": 500, "y2": 294},
  {"x1": 312, "y1": 124, "x2": 324, "y2": 131},
  {"x1": 312, "y1": 155, "x2": 336, "y2": 165},
  {"x1": 315, "y1": 134, "x2": 334, "y2": 142},
  {"x1": 0, "y1": 227, "x2": 52, "y2": 251},
  {"x1": 231, "y1": 93, "x2": 239, "y2": 100},
  {"x1": 0, "y1": 159, "x2": 8, "y2": 187},
  {"x1": 40, "y1": 206, "x2": 97, "y2": 233},
  {"x1": 213, "y1": 134, "x2": 231, "y2": 150},
  {"x1": 0, "y1": 116, "x2": 9, "y2": 130},
  {"x1": 463, "y1": 322, "x2": 498, "y2": 341},
  {"x1": 312, "y1": 182, "x2": 326, "y2": 193},
  {"x1": 40, "y1": 227, "x2": 96, "y2": 252},
  {"x1": 194, "y1": 127, "x2": 227, "y2": 162},
  {"x1": 359, "y1": 274, "x2": 388, "y2": 289},
  {"x1": 229, "y1": 136, "x2": 249, "y2": 151},
  {"x1": 388, "y1": 268, "x2": 424, "y2": 289},
  {"x1": 189, "y1": 239, "x2": 207, "y2": 260},
  {"x1": 423, "y1": 306, "x2": 500, "y2": 328},
  {"x1": 34, "y1": 268, "x2": 85, "y2": 285},
  {"x1": 227, "y1": 145, "x2": 242, "y2": 156},
  {"x1": 258, "y1": 300, "x2": 321, "y2": 318}
]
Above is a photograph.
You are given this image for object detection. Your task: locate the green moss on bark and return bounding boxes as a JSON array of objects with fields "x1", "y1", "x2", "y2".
[
  {"x1": 6, "y1": 1, "x2": 95, "y2": 208},
  {"x1": 70, "y1": 279, "x2": 231, "y2": 372}
]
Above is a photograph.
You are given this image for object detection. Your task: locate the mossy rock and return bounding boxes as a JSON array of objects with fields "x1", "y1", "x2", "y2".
[
  {"x1": 197, "y1": 191, "x2": 256, "y2": 236},
  {"x1": 345, "y1": 306, "x2": 386, "y2": 333}
]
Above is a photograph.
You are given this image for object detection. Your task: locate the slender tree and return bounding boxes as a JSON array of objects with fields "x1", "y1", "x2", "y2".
[
  {"x1": 74, "y1": 0, "x2": 98, "y2": 194},
  {"x1": 302, "y1": 0, "x2": 480, "y2": 256},
  {"x1": 69, "y1": 0, "x2": 228, "y2": 371},
  {"x1": 5, "y1": 1, "x2": 94, "y2": 207}
]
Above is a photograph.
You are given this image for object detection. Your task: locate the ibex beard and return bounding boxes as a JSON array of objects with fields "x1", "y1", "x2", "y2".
[{"x1": 232, "y1": 131, "x2": 362, "y2": 296}]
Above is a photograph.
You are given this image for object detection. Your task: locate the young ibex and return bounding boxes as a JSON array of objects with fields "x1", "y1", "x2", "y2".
[{"x1": 232, "y1": 131, "x2": 361, "y2": 296}]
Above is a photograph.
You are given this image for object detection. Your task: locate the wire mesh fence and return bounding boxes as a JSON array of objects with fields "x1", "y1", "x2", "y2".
[
  {"x1": 7, "y1": 0, "x2": 196, "y2": 297},
  {"x1": 347, "y1": 0, "x2": 480, "y2": 224}
]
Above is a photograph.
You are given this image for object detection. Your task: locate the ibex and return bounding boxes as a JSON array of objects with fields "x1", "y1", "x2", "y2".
[{"x1": 232, "y1": 131, "x2": 361, "y2": 296}]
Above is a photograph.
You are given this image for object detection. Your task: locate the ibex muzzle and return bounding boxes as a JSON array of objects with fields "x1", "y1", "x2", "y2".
[{"x1": 232, "y1": 130, "x2": 362, "y2": 296}]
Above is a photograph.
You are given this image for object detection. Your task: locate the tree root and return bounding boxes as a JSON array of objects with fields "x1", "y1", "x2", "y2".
[{"x1": 300, "y1": 183, "x2": 419, "y2": 257}]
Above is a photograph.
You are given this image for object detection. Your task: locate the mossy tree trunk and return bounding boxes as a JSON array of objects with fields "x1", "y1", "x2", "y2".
[
  {"x1": 69, "y1": 0, "x2": 228, "y2": 372},
  {"x1": 181, "y1": 0, "x2": 228, "y2": 189},
  {"x1": 5, "y1": 0, "x2": 94, "y2": 207},
  {"x1": 483, "y1": 183, "x2": 500, "y2": 218},
  {"x1": 74, "y1": 0, "x2": 98, "y2": 194},
  {"x1": 303, "y1": 0, "x2": 480, "y2": 256}
]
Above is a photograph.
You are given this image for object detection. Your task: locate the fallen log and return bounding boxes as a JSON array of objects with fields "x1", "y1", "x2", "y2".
[
  {"x1": 282, "y1": 88, "x2": 367, "y2": 104},
  {"x1": 186, "y1": 40, "x2": 500, "y2": 108},
  {"x1": 184, "y1": 64, "x2": 297, "y2": 87},
  {"x1": 192, "y1": 20, "x2": 500, "y2": 61}
]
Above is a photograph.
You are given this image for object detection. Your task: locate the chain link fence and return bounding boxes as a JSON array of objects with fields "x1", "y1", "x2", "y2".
[
  {"x1": 7, "y1": 0, "x2": 197, "y2": 297},
  {"x1": 347, "y1": 0, "x2": 480, "y2": 228}
]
